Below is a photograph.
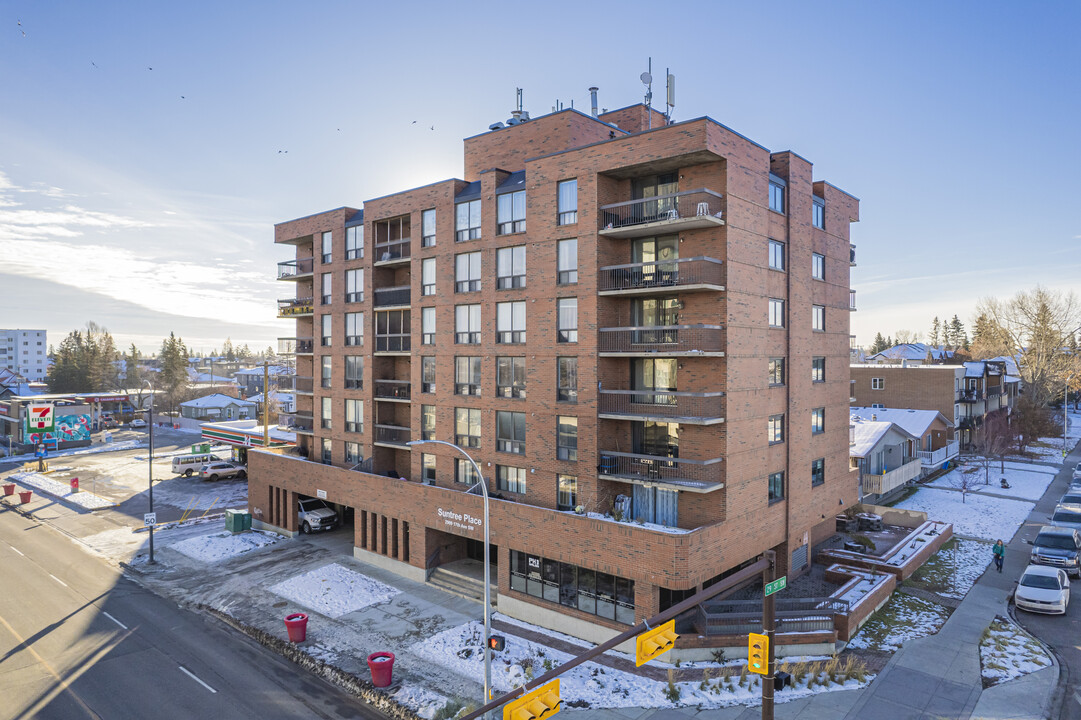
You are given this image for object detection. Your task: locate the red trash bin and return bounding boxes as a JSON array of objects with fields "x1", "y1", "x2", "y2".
[
  {"x1": 367, "y1": 652, "x2": 395, "y2": 687},
  {"x1": 284, "y1": 613, "x2": 308, "y2": 643},
  {"x1": 18, "y1": 491, "x2": 32, "y2": 504},
  {"x1": 3, "y1": 483, "x2": 14, "y2": 496}
]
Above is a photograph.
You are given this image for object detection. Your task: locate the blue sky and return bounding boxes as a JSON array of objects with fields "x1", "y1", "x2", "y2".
[{"x1": 2, "y1": 0, "x2": 1078, "y2": 354}]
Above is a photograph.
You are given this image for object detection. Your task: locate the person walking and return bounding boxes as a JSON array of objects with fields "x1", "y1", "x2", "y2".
[{"x1": 993, "y1": 539, "x2": 1005, "y2": 572}]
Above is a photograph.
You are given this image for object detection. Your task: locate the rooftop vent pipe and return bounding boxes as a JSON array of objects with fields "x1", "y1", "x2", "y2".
[{"x1": 589, "y1": 87, "x2": 599, "y2": 117}]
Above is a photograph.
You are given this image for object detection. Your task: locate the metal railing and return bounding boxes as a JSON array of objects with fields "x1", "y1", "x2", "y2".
[
  {"x1": 598, "y1": 389, "x2": 725, "y2": 421},
  {"x1": 374, "y1": 379, "x2": 411, "y2": 400},
  {"x1": 293, "y1": 376, "x2": 314, "y2": 394},
  {"x1": 375, "y1": 333, "x2": 411, "y2": 353},
  {"x1": 277, "y1": 297, "x2": 314, "y2": 317},
  {"x1": 374, "y1": 238, "x2": 410, "y2": 263},
  {"x1": 694, "y1": 597, "x2": 849, "y2": 636},
  {"x1": 916, "y1": 440, "x2": 960, "y2": 468},
  {"x1": 957, "y1": 388, "x2": 984, "y2": 402},
  {"x1": 849, "y1": 290, "x2": 857, "y2": 311},
  {"x1": 277, "y1": 337, "x2": 314, "y2": 355},
  {"x1": 598, "y1": 324, "x2": 724, "y2": 354},
  {"x1": 861, "y1": 458, "x2": 922, "y2": 495},
  {"x1": 598, "y1": 257, "x2": 724, "y2": 293},
  {"x1": 277, "y1": 257, "x2": 314, "y2": 279},
  {"x1": 282, "y1": 412, "x2": 314, "y2": 433},
  {"x1": 374, "y1": 286, "x2": 411, "y2": 308},
  {"x1": 599, "y1": 188, "x2": 724, "y2": 230},
  {"x1": 375, "y1": 424, "x2": 411, "y2": 446},
  {"x1": 597, "y1": 450, "x2": 723, "y2": 490}
]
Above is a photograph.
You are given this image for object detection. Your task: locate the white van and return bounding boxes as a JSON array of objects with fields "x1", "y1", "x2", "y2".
[{"x1": 172, "y1": 452, "x2": 223, "y2": 477}]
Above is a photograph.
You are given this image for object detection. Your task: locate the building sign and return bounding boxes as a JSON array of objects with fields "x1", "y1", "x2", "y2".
[
  {"x1": 437, "y1": 507, "x2": 483, "y2": 533},
  {"x1": 316, "y1": 489, "x2": 327, "y2": 499},
  {"x1": 26, "y1": 404, "x2": 55, "y2": 434}
]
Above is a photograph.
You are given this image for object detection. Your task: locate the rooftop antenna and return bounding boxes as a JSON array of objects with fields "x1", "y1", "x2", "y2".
[
  {"x1": 665, "y1": 68, "x2": 675, "y2": 124},
  {"x1": 641, "y1": 58, "x2": 654, "y2": 129}
]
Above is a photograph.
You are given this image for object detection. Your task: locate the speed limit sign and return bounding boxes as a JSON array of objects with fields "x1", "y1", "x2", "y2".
[{"x1": 144, "y1": 513, "x2": 157, "y2": 527}]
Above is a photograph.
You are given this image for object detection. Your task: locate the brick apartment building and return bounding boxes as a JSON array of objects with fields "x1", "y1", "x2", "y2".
[{"x1": 252, "y1": 99, "x2": 860, "y2": 646}]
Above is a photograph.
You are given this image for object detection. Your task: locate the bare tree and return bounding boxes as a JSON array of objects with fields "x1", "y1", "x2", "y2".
[
  {"x1": 895, "y1": 330, "x2": 921, "y2": 344},
  {"x1": 983, "y1": 411, "x2": 1015, "y2": 474},
  {"x1": 948, "y1": 466, "x2": 979, "y2": 503}
]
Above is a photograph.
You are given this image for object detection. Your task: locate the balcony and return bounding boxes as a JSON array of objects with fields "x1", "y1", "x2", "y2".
[
  {"x1": 277, "y1": 297, "x2": 314, "y2": 318},
  {"x1": 598, "y1": 189, "x2": 725, "y2": 239},
  {"x1": 958, "y1": 416, "x2": 982, "y2": 430},
  {"x1": 293, "y1": 376, "x2": 314, "y2": 395},
  {"x1": 861, "y1": 458, "x2": 922, "y2": 497},
  {"x1": 281, "y1": 412, "x2": 314, "y2": 434},
  {"x1": 277, "y1": 257, "x2": 314, "y2": 281},
  {"x1": 598, "y1": 324, "x2": 724, "y2": 357},
  {"x1": 278, "y1": 337, "x2": 314, "y2": 355},
  {"x1": 598, "y1": 257, "x2": 724, "y2": 296},
  {"x1": 916, "y1": 441, "x2": 960, "y2": 470},
  {"x1": 598, "y1": 390, "x2": 725, "y2": 425},
  {"x1": 957, "y1": 389, "x2": 984, "y2": 403},
  {"x1": 374, "y1": 239, "x2": 410, "y2": 266},
  {"x1": 597, "y1": 451, "x2": 724, "y2": 493},
  {"x1": 374, "y1": 286, "x2": 411, "y2": 309},
  {"x1": 849, "y1": 290, "x2": 857, "y2": 312},
  {"x1": 850, "y1": 244, "x2": 857, "y2": 267},
  {"x1": 374, "y1": 424, "x2": 411, "y2": 448},
  {"x1": 375, "y1": 334, "x2": 411, "y2": 355},
  {"x1": 374, "y1": 379, "x2": 411, "y2": 402}
]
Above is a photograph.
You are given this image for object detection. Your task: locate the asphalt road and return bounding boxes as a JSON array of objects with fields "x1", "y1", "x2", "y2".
[{"x1": 0, "y1": 502, "x2": 384, "y2": 720}]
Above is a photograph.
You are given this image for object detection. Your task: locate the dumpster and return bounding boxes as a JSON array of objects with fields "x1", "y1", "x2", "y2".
[
  {"x1": 225, "y1": 509, "x2": 248, "y2": 533},
  {"x1": 192, "y1": 443, "x2": 211, "y2": 454},
  {"x1": 3, "y1": 483, "x2": 14, "y2": 496},
  {"x1": 284, "y1": 613, "x2": 308, "y2": 643},
  {"x1": 367, "y1": 652, "x2": 395, "y2": 687},
  {"x1": 18, "y1": 490, "x2": 32, "y2": 504},
  {"x1": 240, "y1": 511, "x2": 252, "y2": 531}
]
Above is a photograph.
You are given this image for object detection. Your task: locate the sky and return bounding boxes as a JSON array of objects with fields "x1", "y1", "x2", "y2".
[{"x1": 1, "y1": 0, "x2": 1078, "y2": 355}]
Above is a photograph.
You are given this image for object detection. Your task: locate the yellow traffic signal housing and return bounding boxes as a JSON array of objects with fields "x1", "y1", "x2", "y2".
[
  {"x1": 748, "y1": 632, "x2": 768, "y2": 675},
  {"x1": 636, "y1": 619, "x2": 679, "y2": 667},
  {"x1": 503, "y1": 679, "x2": 561, "y2": 720}
]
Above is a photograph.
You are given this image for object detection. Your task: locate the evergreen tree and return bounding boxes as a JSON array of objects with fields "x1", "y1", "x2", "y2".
[
  {"x1": 125, "y1": 344, "x2": 142, "y2": 388},
  {"x1": 158, "y1": 332, "x2": 191, "y2": 414},
  {"x1": 929, "y1": 317, "x2": 941, "y2": 346},
  {"x1": 948, "y1": 315, "x2": 966, "y2": 350},
  {"x1": 47, "y1": 331, "x2": 85, "y2": 392},
  {"x1": 222, "y1": 337, "x2": 236, "y2": 362},
  {"x1": 870, "y1": 332, "x2": 888, "y2": 354}
]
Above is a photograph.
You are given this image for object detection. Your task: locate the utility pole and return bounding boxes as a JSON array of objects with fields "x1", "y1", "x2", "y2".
[
  {"x1": 762, "y1": 549, "x2": 776, "y2": 720},
  {"x1": 263, "y1": 361, "x2": 270, "y2": 447}
]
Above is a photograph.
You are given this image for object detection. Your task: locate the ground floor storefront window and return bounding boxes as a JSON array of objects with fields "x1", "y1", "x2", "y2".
[{"x1": 509, "y1": 550, "x2": 634, "y2": 624}]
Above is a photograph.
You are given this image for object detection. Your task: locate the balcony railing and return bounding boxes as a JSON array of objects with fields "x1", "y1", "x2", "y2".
[
  {"x1": 374, "y1": 424, "x2": 411, "y2": 447},
  {"x1": 281, "y1": 412, "x2": 314, "y2": 434},
  {"x1": 598, "y1": 389, "x2": 725, "y2": 425},
  {"x1": 374, "y1": 286, "x2": 411, "y2": 308},
  {"x1": 598, "y1": 324, "x2": 724, "y2": 356},
  {"x1": 849, "y1": 290, "x2": 857, "y2": 311},
  {"x1": 277, "y1": 257, "x2": 314, "y2": 280},
  {"x1": 293, "y1": 376, "x2": 314, "y2": 394},
  {"x1": 277, "y1": 337, "x2": 313, "y2": 355},
  {"x1": 277, "y1": 297, "x2": 314, "y2": 318},
  {"x1": 850, "y1": 244, "x2": 857, "y2": 266},
  {"x1": 597, "y1": 450, "x2": 724, "y2": 492},
  {"x1": 915, "y1": 441, "x2": 960, "y2": 469},
  {"x1": 374, "y1": 238, "x2": 411, "y2": 264},
  {"x1": 375, "y1": 334, "x2": 411, "y2": 353},
  {"x1": 374, "y1": 379, "x2": 411, "y2": 401},
  {"x1": 598, "y1": 257, "x2": 724, "y2": 295},
  {"x1": 598, "y1": 189, "x2": 725, "y2": 239},
  {"x1": 957, "y1": 388, "x2": 984, "y2": 402},
  {"x1": 861, "y1": 458, "x2": 922, "y2": 496}
]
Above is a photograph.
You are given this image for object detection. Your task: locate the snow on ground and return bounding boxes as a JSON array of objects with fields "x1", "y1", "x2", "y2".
[
  {"x1": 907, "y1": 537, "x2": 991, "y2": 600},
  {"x1": 846, "y1": 593, "x2": 950, "y2": 652},
  {"x1": 269, "y1": 563, "x2": 400, "y2": 618},
  {"x1": 892, "y1": 487, "x2": 1033, "y2": 541},
  {"x1": 170, "y1": 530, "x2": 281, "y2": 563},
  {"x1": 150, "y1": 477, "x2": 250, "y2": 510},
  {"x1": 980, "y1": 615, "x2": 1051, "y2": 685},
  {"x1": 1, "y1": 440, "x2": 146, "y2": 462},
  {"x1": 930, "y1": 462, "x2": 1055, "y2": 502},
  {"x1": 3, "y1": 471, "x2": 114, "y2": 509}
]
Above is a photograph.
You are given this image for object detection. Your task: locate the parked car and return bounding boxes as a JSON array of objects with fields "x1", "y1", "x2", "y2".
[
  {"x1": 198, "y1": 461, "x2": 246, "y2": 481},
  {"x1": 298, "y1": 498, "x2": 338, "y2": 534},
  {"x1": 1030, "y1": 526, "x2": 1081, "y2": 577},
  {"x1": 1050, "y1": 504, "x2": 1081, "y2": 532},
  {"x1": 102, "y1": 417, "x2": 119, "y2": 429},
  {"x1": 1061, "y1": 489, "x2": 1081, "y2": 506},
  {"x1": 1015, "y1": 564, "x2": 1071, "y2": 614},
  {"x1": 1073, "y1": 462, "x2": 1081, "y2": 482},
  {"x1": 172, "y1": 452, "x2": 223, "y2": 477},
  {"x1": 130, "y1": 418, "x2": 147, "y2": 428}
]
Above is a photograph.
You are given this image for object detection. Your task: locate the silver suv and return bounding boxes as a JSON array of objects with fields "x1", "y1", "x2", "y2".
[{"x1": 198, "y1": 461, "x2": 247, "y2": 481}]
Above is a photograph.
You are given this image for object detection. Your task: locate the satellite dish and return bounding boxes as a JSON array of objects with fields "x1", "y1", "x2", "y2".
[{"x1": 640, "y1": 72, "x2": 652, "y2": 85}]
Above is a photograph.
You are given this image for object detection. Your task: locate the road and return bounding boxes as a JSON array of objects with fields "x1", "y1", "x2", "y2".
[{"x1": 0, "y1": 501, "x2": 383, "y2": 720}]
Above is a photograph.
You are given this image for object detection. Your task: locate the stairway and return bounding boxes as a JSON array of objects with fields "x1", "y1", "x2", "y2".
[{"x1": 427, "y1": 563, "x2": 498, "y2": 606}]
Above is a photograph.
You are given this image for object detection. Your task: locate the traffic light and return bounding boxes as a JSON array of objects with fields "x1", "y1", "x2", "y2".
[
  {"x1": 488, "y1": 635, "x2": 506, "y2": 652},
  {"x1": 503, "y1": 679, "x2": 561, "y2": 720},
  {"x1": 748, "y1": 632, "x2": 768, "y2": 675},
  {"x1": 635, "y1": 619, "x2": 679, "y2": 667}
]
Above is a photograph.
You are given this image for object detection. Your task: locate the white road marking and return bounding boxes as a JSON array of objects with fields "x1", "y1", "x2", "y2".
[
  {"x1": 10, "y1": 547, "x2": 24, "y2": 556},
  {"x1": 178, "y1": 665, "x2": 217, "y2": 693},
  {"x1": 102, "y1": 612, "x2": 127, "y2": 630},
  {"x1": 48, "y1": 574, "x2": 68, "y2": 588}
]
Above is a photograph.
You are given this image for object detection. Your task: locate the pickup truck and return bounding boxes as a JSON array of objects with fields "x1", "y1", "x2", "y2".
[{"x1": 298, "y1": 498, "x2": 338, "y2": 534}]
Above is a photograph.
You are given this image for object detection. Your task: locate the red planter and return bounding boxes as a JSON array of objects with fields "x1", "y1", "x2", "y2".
[
  {"x1": 284, "y1": 613, "x2": 308, "y2": 643},
  {"x1": 2, "y1": 483, "x2": 14, "y2": 496},
  {"x1": 18, "y1": 491, "x2": 32, "y2": 504},
  {"x1": 367, "y1": 652, "x2": 395, "y2": 687}
]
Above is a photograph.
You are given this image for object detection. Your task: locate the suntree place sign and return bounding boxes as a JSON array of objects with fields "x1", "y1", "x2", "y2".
[{"x1": 437, "y1": 507, "x2": 483, "y2": 532}]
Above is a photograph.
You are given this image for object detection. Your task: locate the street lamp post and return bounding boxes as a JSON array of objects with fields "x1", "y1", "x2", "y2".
[
  {"x1": 144, "y1": 379, "x2": 155, "y2": 564},
  {"x1": 1066, "y1": 375, "x2": 1074, "y2": 459},
  {"x1": 406, "y1": 439, "x2": 491, "y2": 713}
]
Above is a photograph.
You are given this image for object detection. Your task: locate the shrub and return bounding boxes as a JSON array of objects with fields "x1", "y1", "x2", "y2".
[
  {"x1": 433, "y1": 700, "x2": 464, "y2": 720},
  {"x1": 711, "y1": 648, "x2": 727, "y2": 664}
]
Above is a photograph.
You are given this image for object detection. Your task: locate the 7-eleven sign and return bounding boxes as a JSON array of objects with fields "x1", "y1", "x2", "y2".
[{"x1": 26, "y1": 404, "x2": 55, "y2": 434}]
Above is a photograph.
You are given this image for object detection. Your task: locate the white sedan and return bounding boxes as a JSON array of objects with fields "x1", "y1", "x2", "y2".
[
  {"x1": 129, "y1": 418, "x2": 147, "y2": 428},
  {"x1": 1015, "y1": 564, "x2": 1071, "y2": 614}
]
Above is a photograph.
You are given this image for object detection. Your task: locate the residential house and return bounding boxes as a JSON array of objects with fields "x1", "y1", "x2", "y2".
[
  {"x1": 179, "y1": 393, "x2": 256, "y2": 421},
  {"x1": 850, "y1": 412, "x2": 922, "y2": 504},
  {"x1": 850, "y1": 406, "x2": 957, "y2": 476}
]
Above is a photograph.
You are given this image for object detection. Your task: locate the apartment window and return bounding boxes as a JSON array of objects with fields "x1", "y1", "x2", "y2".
[
  {"x1": 455, "y1": 199, "x2": 481, "y2": 242},
  {"x1": 768, "y1": 471, "x2": 785, "y2": 502},
  {"x1": 422, "y1": 307, "x2": 436, "y2": 345},
  {"x1": 768, "y1": 357, "x2": 785, "y2": 386},
  {"x1": 421, "y1": 356, "x2": 436, "y2": 393},
  {"x1": 557, "y1": 298, "x2": 578, "y2": 343},
  {"x1": 497, "y1": 246, "x2": 527, "y2": 289},
  {"x1": 421, "y1": 208, "x2": 436, "y2": 248},
  {"x1": 872, "y1": 377, "x2": 884, "y2": 390},
  {"x1": 496, "y1": 411, "x2": 526, "y2": 454},
  {"x1": 768, "y1": 414, "x2": 785, "y2": 444},
  {"x1": 812, "y1": 407, "x2": 825, "y2": 434},
  {"x1": 346, "y1": 225, "x2": 363, "y2": 260},
  {"x1": 557, "y1": 357, "x2": 578, "y2": 403},
  {"x1": 345, "y1": 441, "x2": 362, "y2": 465},
  {"x1": 345, "y1": 269, "x2": 363, "y2": 303},
  {"x1": 422, "y1": 453, "x2": 436, "y2": 482},
  {"x1": 812, "y1": 253, "x2": 825, "y2": 280},
  {"x1": 768, "y1": 240, "x2": 785, "y2": 271},
  {"x1": 321, "y1": 272, "x2": 332, "y2": 305},
  {"x1": 321, "y1": 314, "x2": 332, "y2": 346},
  {"x1": 768, "y1": 177, "x2": 785, "y2": 214},
  {"x1": 455, "y1": 356, "x2": 482, "y2": 396},
  {"x1": 557, "y1": 238, "x2": 578, "y2": 284},
  {"x1": 345, "y1": 356, "x2": 363, "y2": 389},
  {"x1": 811, "y1": 458, "x2": 825, "y2": 487},
  {"x1": 557, "y1": 179, "x2": 578, "y2": 225},
  {"x1": 321, "y1": 231, "x2": 332, "y2": 263},
  {"x1": 812, "y1": 305, "x2": 825, "y2": 332},
  {"x1": 497, "y1": 190, "x2": 526, "y2": 235},
  {"x1": 345, "y1": 312, "x2": 364, "y2": 346},
  {"x1": 321, "y1": 438, "x2": 332, "y2": 464},
  {"x1": 812, "y1": 198, "x2": 825, "y2": 230},
  {"x1": 557, "y1": 474, "x2": 578, "y2": 511},
  {"x1": 557, "y1": 416, "x2": 578, "y2": 461},
  {"x1": 809, "y1": 357, "x2": 824, "y2": 383},
  {"x1": 455, "y1": 304, "x2": 481, "y2": 344},
  {"x1": 375, "y1": 310, "x2": 408, "y2": 352},
  {"x1": 497, "y1": 301, "x2": 526, "y2": 344},
  {"x1": 455, "y1": 407, "x2": 481, "y2": 448},
  {"x1": 769, "y1": 299, "x2": 785, "y2": 328},
  {"x1": 496, "y1": 356, "x2": 526, "y2": 399},
  {"x1": 421, "y1": 258, "x2": 436, "y2": 296},
  {"x1": 321, "y1": 397, "x2": 332, "y2": 430},
  {"x1": 421, "y1": 404, "x2": 435, "y2": 441},
  {"x1": 321, "y1": 355, "x2": 332, "y2": 389},
  {"x1": 455, "y1": 252, "x2": 482, "y2": 293},
  {"x1": 345, "y1": 399, "x2": 363, "y2": 433},
  {"x1": 455, "y1": 457, "x2": 479, "y2": 485},
  {"x1": 496, "y1": 465, "x2": 527, "y2": 494}
]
